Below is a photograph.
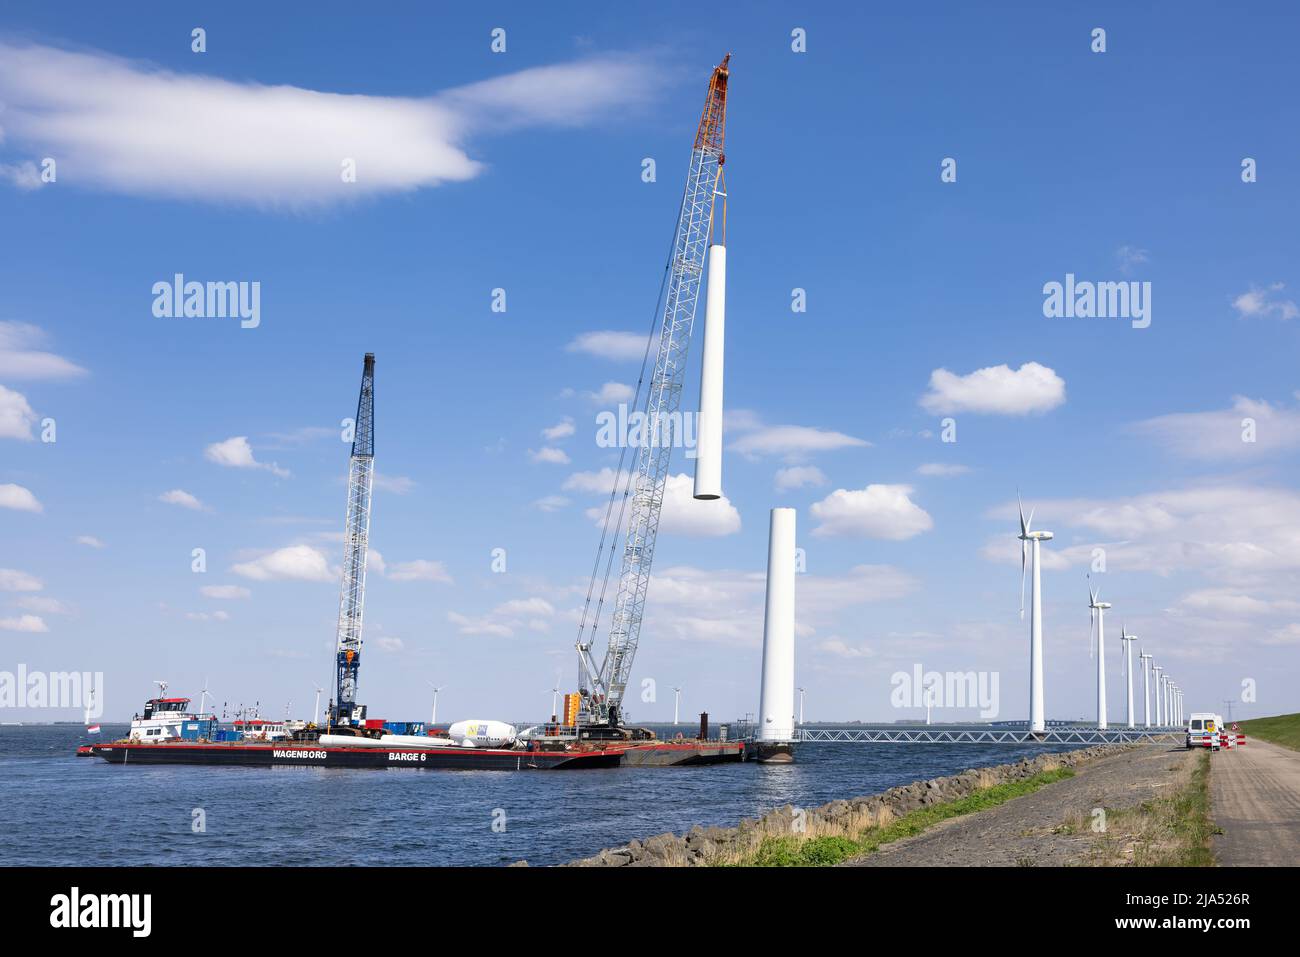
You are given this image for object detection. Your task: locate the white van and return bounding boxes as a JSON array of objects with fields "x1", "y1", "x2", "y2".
[{"x1": 1186, "y1": 712, "x2": 1221, "y2": 751}]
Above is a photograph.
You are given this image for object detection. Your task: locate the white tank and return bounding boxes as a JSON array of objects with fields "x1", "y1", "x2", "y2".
[{"x1": 446, "y1": 720, "x2": 517, "y2": 749}]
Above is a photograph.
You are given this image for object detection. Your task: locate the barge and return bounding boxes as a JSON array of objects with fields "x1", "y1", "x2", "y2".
[{"x1": 85, "y1": 740, "x2": 623, "y2": 770}]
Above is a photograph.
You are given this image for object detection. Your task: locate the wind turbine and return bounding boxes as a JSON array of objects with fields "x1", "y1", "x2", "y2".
[
  {"x1": 798, "y1": 687, "x2": 806, "y2": 726},
  {"x1": 1088, "y1": 583, "x2": 1110, "y2": 730},
  {"x1": 313, "y1": 686, "x2": 324, "y2": 726},
  {"x1": 1152, "y1": 664, "x2": 1163, "y2": 726},
  {"x1": 1139, "y1": 650, "x2": 1153, "y2": 728},
  {"x1": 672, "y1": 686, "x2": 682, "y2": 725},
  {"x1": 1120, "y1": 629, "x2": 1137, "y2": 729},
  {"x1": 549, "y1": 674, "x2": 561, "y2": 722},
  {"x1": 199, "y1": 678, "x2": 212, "y2": 718},
  {"x1": 1018, "y1": 495, "x2": 1054, "y2": 733},
  {"x1": 428, "y1": 683, "x2": 444, "y2": 726}
]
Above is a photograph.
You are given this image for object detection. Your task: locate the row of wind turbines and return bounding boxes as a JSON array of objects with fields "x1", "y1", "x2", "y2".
[{"x1": 1020, "y1": 497, "x2": 1184, "y2": 733}]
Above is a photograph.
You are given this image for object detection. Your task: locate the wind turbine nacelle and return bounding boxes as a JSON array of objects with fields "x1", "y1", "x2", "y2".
[{"x1": 447, "y1": 720, "x2": 516, "y2": 749}]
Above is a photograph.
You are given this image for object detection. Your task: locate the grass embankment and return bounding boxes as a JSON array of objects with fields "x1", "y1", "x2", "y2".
[
  {"x1": 1238, "y1": 713, "x2": 1300, "y2": 751},
  {"x1": 1075, "y1": 750, "x2": 1215, "y2": 867},
  {"x1": 720, "y1": 766, "x2": 1075, "y2": 867}
]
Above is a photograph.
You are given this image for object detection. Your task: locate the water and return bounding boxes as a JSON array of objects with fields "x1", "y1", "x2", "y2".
[{"x1": 1, "y1": 724, "x2": 1085, "y2": 866}]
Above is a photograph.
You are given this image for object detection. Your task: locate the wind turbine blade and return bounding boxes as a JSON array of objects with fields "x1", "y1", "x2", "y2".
[
  {"x1": 1089, "y1": 607, "x2": 1095, "y2": 658},
  {"x1": 1017, "y1": 493, "x2": 1027, "y2": 536},
  {"x1": 1027, "y1": 507, "x2": 1035, "y2": 533}
]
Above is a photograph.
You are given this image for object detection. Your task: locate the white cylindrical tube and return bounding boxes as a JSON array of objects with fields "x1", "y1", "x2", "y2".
[
  {"x1": 693, "y1": 244, "x2": 726, "y2": 500},
  {"x1": 758, "y1": 507, "x2": 796, "y2": 742}
]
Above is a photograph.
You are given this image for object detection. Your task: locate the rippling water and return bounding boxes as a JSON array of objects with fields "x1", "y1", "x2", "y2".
[{"x1": 1, "y1": 724, "x2": 1085, "y2": 866}]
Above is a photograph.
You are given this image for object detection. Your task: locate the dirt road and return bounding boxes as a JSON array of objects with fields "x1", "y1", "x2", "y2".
[
  {"x1": 844, "y1": 743, "x2": 1192, "y2": 867},
  {"x1": 1211, "y1": 738, "x2": 1300, "y2": 866}
]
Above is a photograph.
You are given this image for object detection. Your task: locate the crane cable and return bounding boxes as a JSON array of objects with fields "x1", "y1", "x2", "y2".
[{"x1": 574, "y1": 170, "x2": 691, "y2": 696}]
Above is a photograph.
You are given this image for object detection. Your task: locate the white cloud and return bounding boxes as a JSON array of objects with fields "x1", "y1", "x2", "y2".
[
  {"x1": 729, "y1": 423, "x2": 870, "y2": 459},
  {"x1": 366, "y1": 549, "x2": 386, "y2": 575},
  {"x1": 0, "y1": 43, "x2": 659, "y2": 208},
  {"x1": 75, "y1": 535, "x2": 105, "y2": 549},
  {"x1": 1264, "y1": 624, "x2": 1300, "y2": 646},
  {"x1": 565, "y1": 330, "x2": 651, "y2": 361},
  {"x1": 919, "y1": 361, "x2": 1065, "y2": 416},
  {"x1": 448, "y1": 595, "x2": 556, "y2": 639},
  {"x1": 810, "y1": 484, "x2": 933, "y2": 540},
  {"x1": 375, "y1": 637, "x2": 405, "y2": 652},
  {"x1": 373, "y1": 473, "x2": 415, "y2": 494},
  {"x1": 568, "y1": 470, "x2": 739, "y2": 536},
  {"x1": 232, "y1": 544, "x2": 335, "y2": 582},
  {"x1": 645, "y1": 563, "x2": 917, "y2": 648},
  {"x1": 533, "y1": 495, "x2": 571, "y2": 512},
  {"x1": 159, "y1": 489, "x2": 206, "y2": 511},
  {"x1": 0, "y1": 614, "x2": 48, "y2": 633},
  {"x1": 204, "y1": 436, "x2": 290, "y2": 478},
  {"x1": 586, "y1": 381, "x2": 635, "y2": 405},
  {"x1": 660, "y1": 474, "x2": 740, "y2": 536},
  {"x1": 200, "y1": 585, "x2": 251, "y2": 600},
  {"x1": 0, "y1": 483, "x2": 42, "y2": 513},
  {"x1": 16, "y1": 596, "x2": 69, "y2": 615},
  {"x1": 1232, "y1": 282, "x2": 1298, "y2": 321},
  {"x1": 1130, "y1": 395, "x2": 1300, "y2": 459},
  {"x1": 529, "y1": 446, "x2": 571, "y2": 465},
  {"x1": 447, "y1": 612, "x2": 513, "y2": 638},
  {"x1": 1116, "y1": 245, "x2": 1149, "y2": 273},
  {"x1": 563, "y1": 468, "x2": 628, "y2": 495},
  {"x1": 1177, "y1": 589, "x2": 1299, "y2": 618},
  {"x1": 542, "y1": 418, "x2": 575, "y2": 441},
  {"x1": 0, "y1": 384, "x2": 38, "y2": 439},
  {"x1": 186, "y1": 610, "x2": 230, "y2": 622},
  {"x1": 817, "y1": 637, "x2": 875, "y2": 659},
  {"x1": 916, "y1": 462, "x2": 970, "y2": 477},
  {"x1": 0, "y1": 322, "x2": 87, "y2": 381},
  {"x1": 387, "y1": 559, "x2": 452, "y2": 584},
  {"x1": 774, "y1": 465, "x2": 827, "y2": 492},
  {"x1": 981, "y1": 484, "x2": 1300, "y2": 577},
  {"x1": 0, "y1": 569, "x2": 43, "y2": 592}
]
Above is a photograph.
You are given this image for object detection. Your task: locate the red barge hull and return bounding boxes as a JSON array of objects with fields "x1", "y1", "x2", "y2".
[{"x1": 88, "y1": 741, "x2": 623, "y2": 770}]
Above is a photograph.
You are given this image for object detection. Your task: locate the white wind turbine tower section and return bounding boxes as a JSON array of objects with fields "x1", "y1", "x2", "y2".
[
  {"x1": 1120, "y1": 629, "x2": 1137, "y2": 729},
  {"x1": 1088, "y1": 584, "x2": 1110, "y2": 730},
  {"x1": 1139, "y1": 650, "x2": 1153, "y2": 728},
  {"x1": 672, "y1": 686, "x2": 682, "y2": 725},
  {"x1": 758, "y1": 507, "x2": 796, "y2": 745},
  {"x1": 798, "y1": 687, "x2": 806, "y2": 726},
  {"x1": 693, "y1": 242, "x2": 726, "y2": 500},
  {"x1": 1018, "y1": 497, "x2": 1053, "y2": 734},
  {"x1": 1152, "y1": 664, "x2": 1163, "y2": 726},
  {"x1": 428, "y1": 683, "x2": 444, "y2": 725}
]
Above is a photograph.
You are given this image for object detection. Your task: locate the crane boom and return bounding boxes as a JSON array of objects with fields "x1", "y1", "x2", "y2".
[
  {"x1": 576, "y1": 56, "x2": 730, "y2": 727},
  {"x1": 331, "y1": 353, "x2": 375, "y2": 725}
]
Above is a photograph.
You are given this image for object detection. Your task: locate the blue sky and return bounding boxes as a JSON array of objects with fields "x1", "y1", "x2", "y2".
[{"x1": 3, "y1": 2, "x2": 1298, "y2": 725}]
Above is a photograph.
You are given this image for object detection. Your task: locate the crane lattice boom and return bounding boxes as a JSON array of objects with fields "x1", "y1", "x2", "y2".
[
  {"x1": 332, "y1": 353, "x2": 375, "y2": 725},
  {"x1": 576, "y1": 56, "x2": 730, "y2": 727}
]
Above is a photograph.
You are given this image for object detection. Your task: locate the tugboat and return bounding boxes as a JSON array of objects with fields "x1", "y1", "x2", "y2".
[{"x1": 127, "y1": 681, "x2": 206, "y2": 742}]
